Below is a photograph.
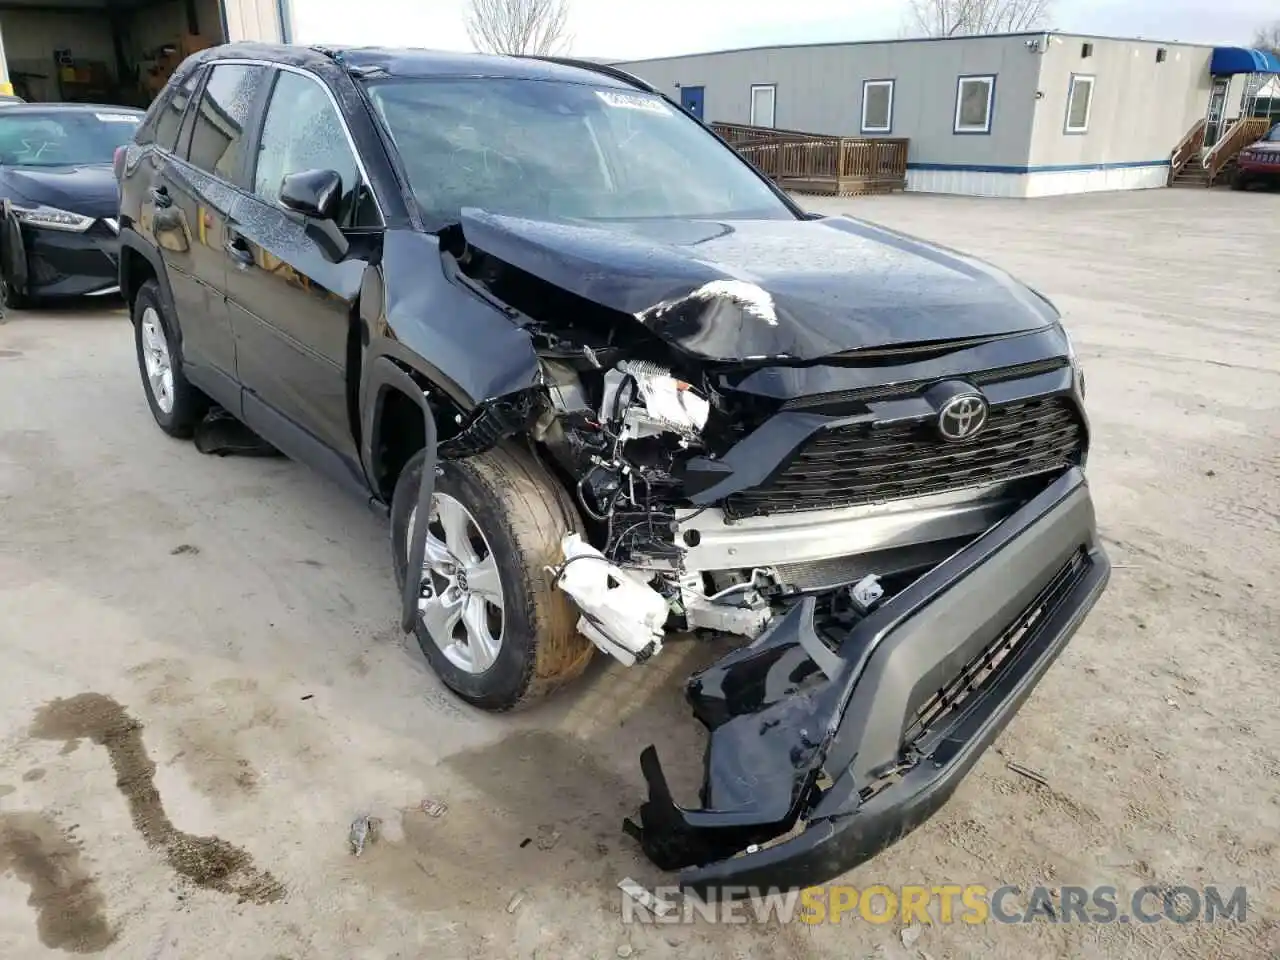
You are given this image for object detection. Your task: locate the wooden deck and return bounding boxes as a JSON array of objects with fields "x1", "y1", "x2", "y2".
[{"x1": 710, "y1": 122, "x2": 909, "y2": 196}]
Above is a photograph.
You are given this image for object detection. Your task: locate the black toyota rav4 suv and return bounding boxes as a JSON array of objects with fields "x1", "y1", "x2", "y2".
[{"x1": 118, "y1": 43, "x2": 1109, "y2": 891}]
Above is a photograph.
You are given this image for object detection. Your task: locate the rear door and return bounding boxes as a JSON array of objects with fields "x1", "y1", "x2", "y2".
[
  {"x1": 130, "y1": 67, "x2": 239, "y2": 385},
  {"x1": 159, "y1": 62, "x2": 271, "y2": 403},
  {"x1": 223, "y1": 65, "x2": 379, "y2": 477}
]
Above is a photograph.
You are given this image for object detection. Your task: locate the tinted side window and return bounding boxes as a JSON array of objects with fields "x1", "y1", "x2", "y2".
[
  {"x1": 252, "y1": 70, "x2": 377, "y2": 226},
  {"x1": 151, "y1": 69, "x2": 201, "y2": 151},
  {"x1": 187, "y1": 63, "x2": 269, "y2": 181}
]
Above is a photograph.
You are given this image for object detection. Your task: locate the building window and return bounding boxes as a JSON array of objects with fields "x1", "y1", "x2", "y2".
[
  {"x1": 750, "y1": 84, "x2": 776, "y2": 128},
  {"x1": 861, "y1": 79, "x2": 894, "y2": 133},
  {"x1": 1065, "y1": 74, "x2": 1095, "y2": 134},
  {"x1": 954, "y1": 75, "x2": 995, "y2": 134},
  {"x1": 1156, "y1": 48, "x2": 1168, "y2": 63}
]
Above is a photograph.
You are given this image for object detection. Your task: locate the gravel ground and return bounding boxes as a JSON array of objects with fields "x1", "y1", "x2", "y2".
[{"x1": 0, "y1": 187, "x2": 1277, "y2": 959}]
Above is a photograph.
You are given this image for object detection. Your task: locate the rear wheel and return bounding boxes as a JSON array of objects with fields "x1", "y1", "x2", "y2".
[
  {"x1": 132, "y1": 280, "x2": 208, "y2": 437},
  {"x1": 391, "y1": 443, "x2": 593, "y2": 711}
]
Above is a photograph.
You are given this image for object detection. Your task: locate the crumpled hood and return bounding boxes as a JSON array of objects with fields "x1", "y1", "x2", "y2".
[
  {"x1": 459, "y1": 209, "x2": 1058, "y2": 362},
  {"x1": 1, "y1": 164, "x2": 119, "y2": 220}
]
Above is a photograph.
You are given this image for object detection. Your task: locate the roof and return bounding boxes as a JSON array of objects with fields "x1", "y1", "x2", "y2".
[
  {"x1": 342, "y1": 48, "x2": 636, "y2": 86},
  {"x1": 198, "y1": 42, "x2": 643, "y2": 89},
  {"x1": 611, "y1": 30, "x2": 1217, "y2": 66},
  {"x1": 1210, "y1": 46, "x2": 1280, "y2": 75}
]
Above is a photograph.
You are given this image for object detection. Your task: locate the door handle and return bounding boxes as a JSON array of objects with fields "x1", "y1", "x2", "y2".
[
  {"x1": 150, "y1": 186, "x2": 172, "y2": 209},
  {"x1": 225, "y1": 233, "x2": 254, "y2": 267}
]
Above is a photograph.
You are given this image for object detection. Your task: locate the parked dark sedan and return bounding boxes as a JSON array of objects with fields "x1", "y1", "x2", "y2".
[{"x1": 0, "y1": 103, "x2": 142, "y2": 303}]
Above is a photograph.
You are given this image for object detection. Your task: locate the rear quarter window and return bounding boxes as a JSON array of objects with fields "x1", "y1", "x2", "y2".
[{"x1": 150, "y1": 68, "x2": 203, "y2": 151}]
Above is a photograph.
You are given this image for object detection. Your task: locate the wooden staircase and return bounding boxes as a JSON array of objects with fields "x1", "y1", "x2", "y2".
[
  {"x1": 1171, "y1": 164, "x2": 1211, "y2": 187},
  {"x1": 1168, "y1": 117, "x2": 1271, "y2": 188}
]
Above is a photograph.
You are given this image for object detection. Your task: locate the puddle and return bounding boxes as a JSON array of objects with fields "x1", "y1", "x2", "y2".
[{"x1": 0, "y1": 811, "x2": 116, "y2": 953}]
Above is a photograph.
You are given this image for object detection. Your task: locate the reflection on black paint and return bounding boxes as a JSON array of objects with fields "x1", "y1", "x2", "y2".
[{"x1": 187, "y1": 64, "x2": 269, "y2": 180}]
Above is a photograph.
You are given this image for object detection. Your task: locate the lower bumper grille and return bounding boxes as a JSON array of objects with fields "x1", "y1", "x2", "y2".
[
  {"x1": 902, "y1": 547, "x2": 1089, "y2": 750},
  {"x1": 726, "y1": 396, "x2": 1084, "y2": 517}
]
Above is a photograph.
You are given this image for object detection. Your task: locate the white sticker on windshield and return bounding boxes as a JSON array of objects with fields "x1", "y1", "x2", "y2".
[
  {"x1": 95, "y1": 113, "x2": 139, "y2": 123},
  {"x1": 595, "y1": 90, "x2": 671, "y2": 116}
]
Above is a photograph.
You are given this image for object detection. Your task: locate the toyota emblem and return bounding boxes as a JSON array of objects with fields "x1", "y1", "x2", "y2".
[{"x1": 937, "y1": 393, "x2": 988, "y2": 441}]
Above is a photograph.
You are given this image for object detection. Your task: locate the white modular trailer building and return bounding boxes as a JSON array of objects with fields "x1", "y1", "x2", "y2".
[{"x1": 614, "y1": 32, "x2": 1223, "y2": 197}]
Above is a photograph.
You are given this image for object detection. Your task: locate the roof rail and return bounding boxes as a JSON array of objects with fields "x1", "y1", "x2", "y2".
[{"x1": 525, "y1": 56, "x2": 658, "y2": 93}]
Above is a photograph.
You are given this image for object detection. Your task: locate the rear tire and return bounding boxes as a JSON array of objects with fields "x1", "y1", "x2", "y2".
[
  {"x1": 132, "y1": 279, "x2": 208, "y2": 437},
  {"x1": 391, "y1": 443, "x2": 593, "y2": 711}
]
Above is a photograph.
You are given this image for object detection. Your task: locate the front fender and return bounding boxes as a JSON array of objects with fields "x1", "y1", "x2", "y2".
[{"x1": 379, "y1": 230, "x2": 540, "y2": 410}]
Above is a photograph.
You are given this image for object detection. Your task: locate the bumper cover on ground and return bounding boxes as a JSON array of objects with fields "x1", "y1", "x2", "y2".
[{"x1": 626, "y1": 467, "x2": 1110, "y2": 891}]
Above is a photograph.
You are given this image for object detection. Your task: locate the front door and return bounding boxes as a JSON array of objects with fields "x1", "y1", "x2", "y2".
[
  {"x1": 1205, "y1": 76, "x2": 1230, "y2": 147},
  {"x1": 223, "y1": 66, "x2": 379, "y2": 479},
  {"x1": 680, "y1": 86, "x2": 705, "y2": 120}
]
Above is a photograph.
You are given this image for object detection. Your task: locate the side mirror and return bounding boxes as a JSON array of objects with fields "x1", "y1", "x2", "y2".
[
  {"x1": 280, "y1": 168, "x2": 342, "y2": 220},
  {"x1": 279, "y1": 168, "x2": 349, "y2": 263}
]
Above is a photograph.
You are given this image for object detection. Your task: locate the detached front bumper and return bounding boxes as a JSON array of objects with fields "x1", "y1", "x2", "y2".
[{"x1": 627, "y1": 467, "x2": 1109, "y2": 891}]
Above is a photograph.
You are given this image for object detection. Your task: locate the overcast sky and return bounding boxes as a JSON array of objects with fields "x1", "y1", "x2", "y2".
[{"x1": 293, "y1": 0, "x2": 1275, "y2": 60}]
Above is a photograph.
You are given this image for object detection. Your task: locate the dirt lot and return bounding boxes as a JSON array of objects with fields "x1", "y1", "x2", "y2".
[{"x1": 1, "y1": 188, "x2": 1277, "y2": 959}]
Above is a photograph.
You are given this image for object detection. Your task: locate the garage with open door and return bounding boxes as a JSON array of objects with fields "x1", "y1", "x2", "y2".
[{"x1": 0, "y1": 0, "x2": 289, "y2": 108}]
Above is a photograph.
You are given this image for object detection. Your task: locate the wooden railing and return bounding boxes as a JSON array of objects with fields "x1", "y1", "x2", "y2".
[
  {"x1": 1204, "y1": 117, "x2": 1272, "y2": 184},
  {"x1": 709, "y1": 122, "x2": 909, "y2": 196},
  {"x1": 1168, "y1": 118, "x2": 1207, "y2": 185}
]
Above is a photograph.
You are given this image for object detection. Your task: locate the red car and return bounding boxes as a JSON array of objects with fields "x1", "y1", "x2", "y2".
[{"x1": 1234, "y1": 122, "x2": 1280, "y2": 189}]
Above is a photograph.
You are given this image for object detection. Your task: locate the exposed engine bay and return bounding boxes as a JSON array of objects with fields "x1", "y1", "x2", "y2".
[{"x1": 537, "y1": 353, "x2": 918, "y2": 660}]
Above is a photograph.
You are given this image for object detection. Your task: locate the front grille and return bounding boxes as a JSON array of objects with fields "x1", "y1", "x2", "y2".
[{"x1": 725, "y1": 396, "x2": 1084, "y2": 517}]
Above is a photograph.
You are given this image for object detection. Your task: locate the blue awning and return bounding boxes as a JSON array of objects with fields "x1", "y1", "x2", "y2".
[{"x1": 1211, "y1": 46, "x2": 1280, "y2": 75}]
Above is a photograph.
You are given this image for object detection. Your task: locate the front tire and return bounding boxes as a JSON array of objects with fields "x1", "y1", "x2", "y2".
[
  {"x1": 391, "y1": 443, "x2": 593, "y2": 711},
  {"x1": 1232, "y1": 170, "x2": 1250, "y2": 191},
  {"x1": 132, "y1": 279, "x2": 207, "y2": 437}
]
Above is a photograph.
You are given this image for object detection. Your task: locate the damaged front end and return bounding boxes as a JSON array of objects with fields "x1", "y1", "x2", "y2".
[
  {"x1": 626, "y1": 471, "x2": 1109, "y2": 890},
  {"x1": 432, "y1": 213, "x2": 1110, "y2": 889}
]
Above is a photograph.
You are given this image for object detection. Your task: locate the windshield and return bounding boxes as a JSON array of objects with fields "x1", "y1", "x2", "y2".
[
  {"x1": 364, "y1": 78, "x2": 796, "y2": 226},
  {"x1": 0, "y1": 109, "x2": 141, "y2": 166},
  {"x1": 1266, "y1": 123, "x2": 1280, "y2": 142}
]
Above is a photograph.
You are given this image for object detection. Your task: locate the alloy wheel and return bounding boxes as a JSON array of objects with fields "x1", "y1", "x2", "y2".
[
  {"x1": 140, "y1": 306, "x2": 174, "y2": 414},
  {"x1": 408, "y1": 493, "x2": 506, "y2": 673}
]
